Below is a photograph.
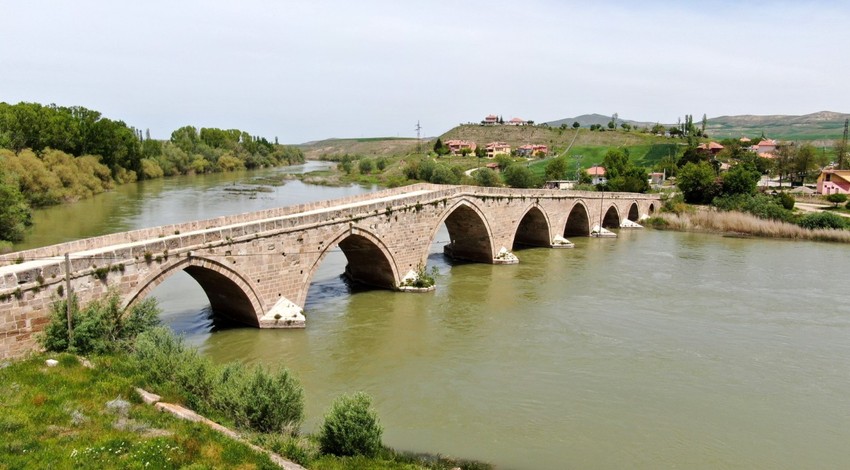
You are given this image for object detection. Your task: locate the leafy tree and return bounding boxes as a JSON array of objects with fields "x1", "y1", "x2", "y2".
[
  {"x1": 545, "y1": 156, "x2": 569, "y2": 180},
  {"x1": 601, "y1": 149, "x2": 629, "y2": 180},
  {"x1": 502, "y1": 165, "x2": 537, "y2": 188},
  {"x1": 720, "y1": 163, "x2": 760, "y2": 197},
  {"x1": 376, "y1": 157, "x2": 387, "y2": 171},
  {"x1": 429, "y1": 165, "x2": 456, "y2": 184},
  {"x1": 495, "y1": 154, "x2": 513, "y2": 170},
  {"x1": 473, "y1": 168, "x2": 500, "y2": 187},
  {"x1": 677, "y1": 161, "x2": 718, "y2": 203},
  {"x1": 572, "y1": 121, "x2": 580, "y2": 129}
]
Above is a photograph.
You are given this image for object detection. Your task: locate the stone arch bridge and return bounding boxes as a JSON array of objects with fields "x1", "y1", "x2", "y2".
[{"x1": 0, "y1": 183, "x2": 659, "y2": 358}]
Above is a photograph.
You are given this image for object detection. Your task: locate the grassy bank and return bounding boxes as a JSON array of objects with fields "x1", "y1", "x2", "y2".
[
  {"x1": 648, "y1": 209, "x2": 850, "y2": 243},
  {"x1": 0, "y1": 353, "x2": 280, "y2": 469}
]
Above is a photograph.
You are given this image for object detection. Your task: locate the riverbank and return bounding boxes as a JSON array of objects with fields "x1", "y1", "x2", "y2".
[
  {"x1": 647, "y1": 209, "x2": 850, "y2": 242},
  {"x1": 1, "y1": 350, "x2": 490, "y2": 470}
]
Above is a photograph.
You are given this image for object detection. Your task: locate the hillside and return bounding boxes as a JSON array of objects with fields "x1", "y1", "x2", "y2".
[
  {"x1": 298, "y1": 137, "x2": 426, "y2": 159},
  {"x1": 545, "y1": 113, "x2": 656, "y2": 129},
  {"x1": 439, "y1": 124, "x2": 661, "y2": 153},
  {"x1": 705, "y1": 111, "x2": 850, "y2": 141}
]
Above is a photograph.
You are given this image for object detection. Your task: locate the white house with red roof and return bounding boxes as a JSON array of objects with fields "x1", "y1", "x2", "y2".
[
  {"x1": 482, "y1": 114, "x2": 499, "y2": 125},
  {"x1": 587, "y1": 165, "x2": 607, "y2": 185},
  {"x1": 751, "y1": 138, "x2": 778, "y2": 156},
  {"x1": 507, "y1": 117, "x2": 527, "y2": 126}
]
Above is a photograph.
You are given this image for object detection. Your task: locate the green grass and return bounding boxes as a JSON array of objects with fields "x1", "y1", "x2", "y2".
[
  {"x1": 0, "y1": 353, "x2": 278, "y2": 469},
  {"x1": 1, "y1": 350, "x2": 492, "y2": 469}
]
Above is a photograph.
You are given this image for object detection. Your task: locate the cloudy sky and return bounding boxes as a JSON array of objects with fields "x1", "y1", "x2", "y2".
[{"x1": 2, "y1": 0, "x2": 848, "y2": 143}]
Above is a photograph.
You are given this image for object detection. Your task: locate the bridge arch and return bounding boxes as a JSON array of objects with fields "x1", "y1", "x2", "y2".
[
  {"x1": 512, "y1": 203, "x2": 552, "y2": 249},
  {"x1": 564, "y1": 201, "x2": 591, "y2": 237},
  {"x1": 125, "y1": 256, "x2": 265, "y2": 327},
  {"x1": 302, "y1": 226, "x2": 400, "y2": 299},
  {"x1": 431, "y1": 198, "x2": 495, "y2": 263},
  {"x1": 648, "y1": 202, "x2": 656, "y2": 214},
  {"x1": 627, "y1": 201, "x2": 640, "y2": 222},
  {"x1": 602, "y1": 205, "x2": 620, "y2": 228}
]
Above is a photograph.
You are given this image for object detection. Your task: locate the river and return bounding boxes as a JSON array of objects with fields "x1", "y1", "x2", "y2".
[{"x1": 17, "y1": 162, "x2": 850, "y2": 469}]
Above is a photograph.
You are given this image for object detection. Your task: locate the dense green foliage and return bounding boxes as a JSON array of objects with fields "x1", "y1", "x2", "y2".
[
  {"x1": 600, "y1": 149, "x2": 649, "y2": 193},
  {"x1": 825, "y1": 193, "x2": 848, "y2": 207},
  {"x1": 134, "y1": 327, "x2": 304, "y2": 433},
  {"x1": 0, "y1": 101, "x2": 304, "y2": 212},
  {"x1": 39, "y1": 292, "x2": 160, "y2": 355},
  {"x1": 502, "y1": 164, "x2": 538, "y2": 188},
  {"x1": 797, "y1": 212, "x2": 847, "y2": 230},
  {"x1": 712, "y1": 194, "x2": 794, "y2": 222},
  {"x1": 319, "y1": 392, "x2": 384, "y2": 457},
  {"x1": 473, "y1": 168, "x2": 500, "y2": 187},
  {"x1": 0, "y1": 102, "x2": 142, "y2": 173},
  {"x1": 0, "y1": 164, "x2": 31, "y2": 243},
  {"x1": 677, "y1": 161, "x2": 719, "y2": 203}
]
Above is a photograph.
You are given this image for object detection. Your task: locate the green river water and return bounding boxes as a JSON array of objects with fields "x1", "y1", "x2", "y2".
[{"x1": 17, "y1": 163, "x2": 850, "y2": 469}]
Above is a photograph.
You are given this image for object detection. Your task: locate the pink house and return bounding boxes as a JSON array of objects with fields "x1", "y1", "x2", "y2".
[
  {"x1": 507, "y1": 117, "x2": 527, "y2": 126},
  {"x1": 817, "y1": 169, "x2": 850, "y2": 194},
  {"x1": 517, "y1": 144, "x2": 549, "y2": 157},
  {"x1": 482, "y1": 115, "x2": 499, "y2": 125}
]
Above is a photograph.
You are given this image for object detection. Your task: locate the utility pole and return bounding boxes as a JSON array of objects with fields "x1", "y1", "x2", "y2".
[
  {"x1": 64, "y1": 253, "x2": 73, "y2": 345},
  {"x1": 840, "y1": 118, "x2": 849, "y2": 169},
  {"x1": 415, "y1": 121, "x2": 422, "y2": 154}
]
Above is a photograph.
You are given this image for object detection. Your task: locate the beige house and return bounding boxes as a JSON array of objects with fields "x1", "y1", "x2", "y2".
[{"x1": 485, "y1": 141, "x2": 511, "y2": 158}]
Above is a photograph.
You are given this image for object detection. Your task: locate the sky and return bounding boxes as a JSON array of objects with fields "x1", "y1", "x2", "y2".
[{"x1": 2, "y1": 0, "x2": 849, "y2": 143}]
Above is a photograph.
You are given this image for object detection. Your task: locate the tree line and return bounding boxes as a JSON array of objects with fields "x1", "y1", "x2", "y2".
[{"x1": 0, "y1": 101, "x2": 305, "y2": 246}]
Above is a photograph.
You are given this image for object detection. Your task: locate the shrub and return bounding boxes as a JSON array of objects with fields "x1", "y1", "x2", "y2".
[
  {"x1": 319, "y1": 392, "x2": 383, "y2": 457},
  {"x1": 40, "y1": 292, "x2": 160, "y2": 355},
  {"x1": 242, "y1": 365, "x2": 304, "y2": 432},
  {"x1": 776, "y1": 192, "x2": 795, "y2": 210},
  {"x1": 798, "y1": 212, "x2": 847, "y2": 230},
  {"x1": 135, "y1": 327, "x2": 304, "y2": 433},
  {"x1": 825, "y1": 193, "x2": 848, "y2": 207}
]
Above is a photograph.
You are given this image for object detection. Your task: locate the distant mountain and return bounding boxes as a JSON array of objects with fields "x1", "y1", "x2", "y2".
[
  {"x1": 545, "y1": 114, "x2": 656, "y2": 129},
  {"x1": 705, "y1": 111, "x2": 850, "y2": 140},
  {"x1": 546, "y1": 111, "x2": 850, "y2": 141}
]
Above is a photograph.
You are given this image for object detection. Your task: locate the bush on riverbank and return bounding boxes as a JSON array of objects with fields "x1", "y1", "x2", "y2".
[
  {"x1": 319, "y1": 392, "x2": 384, "y2": 457},
  {"x1": 40, "y1": 291, "x2": 159, "y2": 355}
]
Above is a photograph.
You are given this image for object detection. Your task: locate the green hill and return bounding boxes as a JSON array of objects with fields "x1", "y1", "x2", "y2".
[
  {"x1": 298, "y1": 137, "x2": 425, "y2": 159},
  {"x1": 705, "y1": 111, "x2": 849, "y2": 141}
]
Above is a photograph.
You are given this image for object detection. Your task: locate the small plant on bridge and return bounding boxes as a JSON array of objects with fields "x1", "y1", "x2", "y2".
[{"x1": 401, "y1": 264, "x2": 437, "y2": 289}]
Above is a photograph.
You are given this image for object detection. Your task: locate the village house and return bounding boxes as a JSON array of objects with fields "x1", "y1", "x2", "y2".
[
  {"x1": 485, "y1": 141, "x2": 511, "y2": 158},
  {"x1": 516, "y1": 144, "x2": 549, "y2": 157},
  {"x1": 751, "y1": 138, "x2": 777, "y2": 157},
  {"x1": 482, "y1": 114, "x2": 499, "y2": 125},
  {"x1": 697, "y1": 141, "x2": 724, "y2": 155},
  {"x1": 648, "y1": 172, "x2": 665, "y2": 186},
  {"x1": 816, "y1": 169, "x2": 850, "y2": 195},
  {"x1": 507, "y1": 117, "x2": 527, "y2": 126},
  {"x1": 444, "y1": 139, "x2": 477, "y2": 156},
  {"x1": 587, "y1": 165, "x2": 607, "y2": 185}
]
